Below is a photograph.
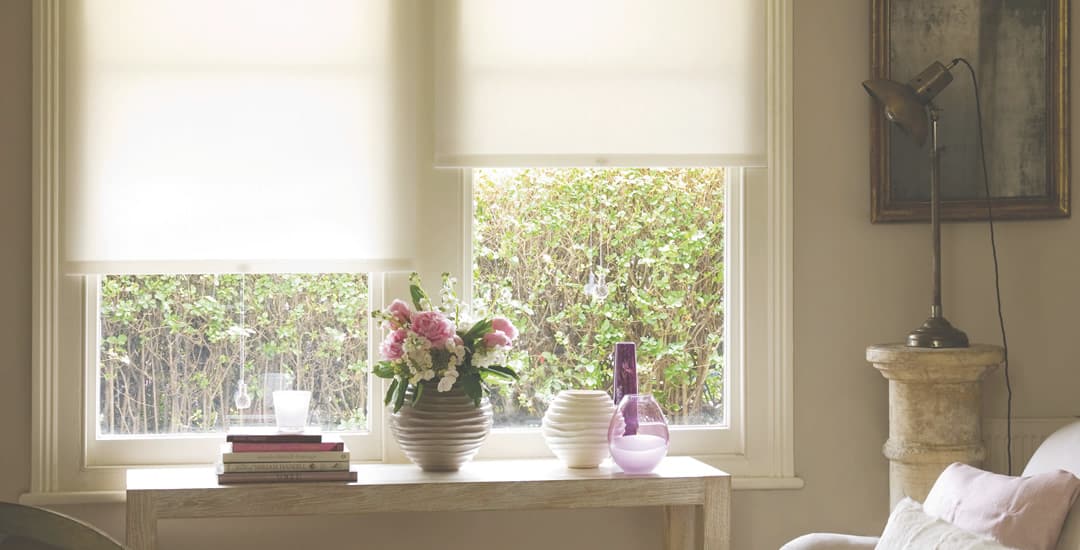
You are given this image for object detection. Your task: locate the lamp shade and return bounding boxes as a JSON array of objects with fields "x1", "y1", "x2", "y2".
[
  {"x1": 863, "y1": 60, "x2": 955, "y2": 147},
  {"x1": 863, "y1": 79, "x2": 930, "y2": 146}
]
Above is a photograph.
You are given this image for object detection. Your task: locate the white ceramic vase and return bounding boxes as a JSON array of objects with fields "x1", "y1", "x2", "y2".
[
  {"x1": 389, "y1": 385, "x2": 493, "y2": 472},
  {"x1": 541, "y1": 390, "x2": 616, "y2": 468}
]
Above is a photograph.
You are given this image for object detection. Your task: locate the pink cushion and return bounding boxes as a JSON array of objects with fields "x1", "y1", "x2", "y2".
[{"x1": 923, "y1": 462, "x2": 1080, "y2": 550}]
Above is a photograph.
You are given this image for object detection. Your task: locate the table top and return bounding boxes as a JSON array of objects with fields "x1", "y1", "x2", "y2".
[{"x1": 127, "y1": 456, "x2": 729, "y2": 492}]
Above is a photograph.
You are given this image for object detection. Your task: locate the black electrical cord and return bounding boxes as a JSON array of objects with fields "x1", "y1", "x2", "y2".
[{"x1": 954, "y1": 57, "x2": 1013, "y2": 475}]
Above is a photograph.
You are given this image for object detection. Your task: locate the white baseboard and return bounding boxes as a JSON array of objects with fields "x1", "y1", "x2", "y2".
[{"x1": 982, "y1": 417, "x2": 1077, "y2": 475}]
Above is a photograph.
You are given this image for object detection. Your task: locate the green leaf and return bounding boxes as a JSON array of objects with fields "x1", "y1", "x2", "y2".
[
  {"x1": 384, "y1": 378, "x2": 398, "y2": 406},
  {"x1": 479, "y1": 366, "x2": 518, "y2": 381},
  {"x1": 412, "y1": 380, "x2": 425, "y2": 404},
  {"x1": 462, "y1": 319, "x2": 493, "y2": 345},
  {"x1": 393, "y1": 377, "x2": 408, "y2": 412},
  {"x1": 373, "y1": 361, "x2": 396, "y2": 379},
  {"x1": 408, "y1": 276, "x2": 429, "y2": 311},
  {"x1": 461, "y1": 374, "x2": 483, "y2": 407}
]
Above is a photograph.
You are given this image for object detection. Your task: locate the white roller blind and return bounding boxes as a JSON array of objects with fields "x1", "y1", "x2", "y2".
[
  {"x1": 63, "y1": 0, "x2": 418, "y2": 274},
  {"x1": 434, "y1": 0, "x2": 766, "y2": 168}
]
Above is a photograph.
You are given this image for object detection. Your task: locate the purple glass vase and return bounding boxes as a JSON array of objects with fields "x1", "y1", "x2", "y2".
[{"x1": 607, "y1": 394, "x2": 669, "y2": 474}]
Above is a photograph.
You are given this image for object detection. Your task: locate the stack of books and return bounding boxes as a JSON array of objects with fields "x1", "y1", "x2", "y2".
[{"x1": 217, "y1": 432, "x2": 357, "y2": 484}]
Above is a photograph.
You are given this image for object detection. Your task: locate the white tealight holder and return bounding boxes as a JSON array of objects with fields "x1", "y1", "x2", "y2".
[{"x1": 272, "y1": 390, "x2": 311, "y2": 433}]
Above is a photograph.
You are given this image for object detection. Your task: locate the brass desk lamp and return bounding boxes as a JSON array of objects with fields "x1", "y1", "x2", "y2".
[{"x1": 864, "y1": 60, "x2": 970, "y2": 348}]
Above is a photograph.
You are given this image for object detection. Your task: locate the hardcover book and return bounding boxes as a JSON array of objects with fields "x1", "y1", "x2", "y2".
[
  {"x1": 225, "y1": 433, "x2": 324, "y2": 444},
  {"x1": 216, "y1": 470, "x2": 358, "y2": 484},
  {"x1": 219, "y1": 440, "x2": 349, "y2": 462},
  {"x1": 220, "y1": 450, "x2": 350, "y2": 463},
  {"x1": 229, "y1": 441, "x2": 345, "y2": 452},
  {"x1": 216, "y1": 461, "x2": 350, "y2": 473}
]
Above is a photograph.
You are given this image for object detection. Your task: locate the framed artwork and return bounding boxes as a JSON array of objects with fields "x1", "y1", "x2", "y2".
[{"x1": 869, "y1": 0, "x2": 1070, "y2": 222}]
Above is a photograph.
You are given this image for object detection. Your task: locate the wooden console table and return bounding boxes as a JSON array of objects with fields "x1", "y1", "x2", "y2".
[{"x1": 125, "y1": 457, "x2": 730, "y2": 550}]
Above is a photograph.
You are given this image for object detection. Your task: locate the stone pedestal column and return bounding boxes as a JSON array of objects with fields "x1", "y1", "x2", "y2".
[{"x1": 866, "y1": 344, "x2": 1003, "y2": 507}]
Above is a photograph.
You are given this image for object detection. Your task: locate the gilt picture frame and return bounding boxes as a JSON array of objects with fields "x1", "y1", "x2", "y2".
[{"x1": 870, "y1": 0, "x2": 1070, "y2": 222}]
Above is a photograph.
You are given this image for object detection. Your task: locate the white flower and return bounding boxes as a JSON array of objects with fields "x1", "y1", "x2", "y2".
[
  {"x1": 445, "y1": 338, "x2": 467, "y2": 367},
  {"x1": 472, "y1": 348, "x2": 506, "y2": 368},
  {"x1": 408, "y1": 368, "x2": 435, "y2": 385},
  {"x1": 403, "y1": 332, "x2": 431, "y2": 354},
  {"x1": 404, "y1": 332, "x2": 434, "y2": 374},
  {"x1": 437, "y1": 372, "x2": 457, "y2": 392}
]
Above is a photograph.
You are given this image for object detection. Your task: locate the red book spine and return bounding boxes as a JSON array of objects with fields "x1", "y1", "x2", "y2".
[{"x1": 230, "y1": 442, "x2": 344, "y2": 452}]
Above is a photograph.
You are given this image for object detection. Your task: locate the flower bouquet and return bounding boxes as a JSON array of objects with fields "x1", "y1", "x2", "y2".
[{"x1": 372, "y1": 273, "x2": 519, "y2": 412}]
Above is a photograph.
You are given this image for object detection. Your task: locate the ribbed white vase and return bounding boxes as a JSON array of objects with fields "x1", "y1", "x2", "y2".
[
  {"x1": 389, "y1": 385, "x2": 493, "y2": 472},
  {"x1": 542, "y1": 390, "x2": 616, "y2": 468}
]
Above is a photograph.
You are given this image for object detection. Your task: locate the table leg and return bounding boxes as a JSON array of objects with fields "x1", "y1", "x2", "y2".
[
  {"x1": 702, "y1": 477, "x2": 731, "y2": 550},
  {"x1": 125, "y1": 491, "x2": 158, "y2": 550},
  {"x1": 664, "y1": 505, "x2": 698, "y2": 550}
]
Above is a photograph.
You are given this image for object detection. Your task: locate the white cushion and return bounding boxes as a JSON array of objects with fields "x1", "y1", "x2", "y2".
[
  {"x1": 922, "y1": 462, "x2": 1080, "y2": 550},
  {"x1": 876, "y1": 498, "x2": 1017, "y2": 550},
  {"x1": 780, "y1": 533, "x2": 879, "y2": 550}
]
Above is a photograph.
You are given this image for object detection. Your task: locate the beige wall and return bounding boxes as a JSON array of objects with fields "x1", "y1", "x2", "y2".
[
  {"x1": 2, "y1": 1, "x2": 1078, "y2": 548},
  {"x1": 0, "y1": 0, "x2": 33, "y2": 507}
]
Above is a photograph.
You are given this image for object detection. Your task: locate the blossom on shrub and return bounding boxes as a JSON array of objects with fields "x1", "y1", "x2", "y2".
[{"x1": 372, "y1": 273, "x2": 519, "y2": 411}]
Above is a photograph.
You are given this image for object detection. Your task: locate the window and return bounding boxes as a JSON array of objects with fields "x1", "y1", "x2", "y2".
[
  {"x1": 472, "y1": 168, "x2": 727, "y2": 428},
  {"x1": 28, "y1": 0, "x2": 793, "y2": 500},
  {"x1": 97, "y1": 274, "x2": 370, "y2": 436}
]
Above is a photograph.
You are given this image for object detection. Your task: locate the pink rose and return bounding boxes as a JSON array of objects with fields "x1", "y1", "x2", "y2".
[
  {"x1": 410, "y1": 311, "x2": 456, "y2": 346},
  {"x1": 490, "y1": 316, "x2": 518, "y2": 341},
  {"x1": 483, "y1": 330, "x2": 512, "y2": 349},
  {"x1": 379, "y1": 328, "x2": 407, "y2": 360},
  {"x1": 447, "y1": 334, "x2": 464, "y2": 351},
  {"x1": 384, "y1": 299, "x2": 412, "y2": 329}
]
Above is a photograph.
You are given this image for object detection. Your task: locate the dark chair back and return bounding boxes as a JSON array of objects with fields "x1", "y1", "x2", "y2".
[{"x1": 0, "y1": 501, "x2": 124, "y2": 550}]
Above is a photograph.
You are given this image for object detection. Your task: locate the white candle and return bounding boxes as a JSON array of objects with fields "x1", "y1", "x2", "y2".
[{"x1": 273, "y1": 390, "x2": 311, "y2": 433}]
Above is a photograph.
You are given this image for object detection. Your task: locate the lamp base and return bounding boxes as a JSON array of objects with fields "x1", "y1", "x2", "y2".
[{"x1": 906, "y1": 316, "x2": 969, "y2": 348}]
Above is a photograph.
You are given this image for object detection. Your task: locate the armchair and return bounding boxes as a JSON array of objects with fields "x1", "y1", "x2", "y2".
[{"x1": 782, "y1": 420, "x2": 1080, "y2": 550}]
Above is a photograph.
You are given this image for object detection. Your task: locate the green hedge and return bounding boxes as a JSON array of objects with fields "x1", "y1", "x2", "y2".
[
  {"x1": 99, "y1": 274, "x2": 368, "y2": 434},
  {"x1": 473, "y1": 168, "x2": 725, "y2": 426}
]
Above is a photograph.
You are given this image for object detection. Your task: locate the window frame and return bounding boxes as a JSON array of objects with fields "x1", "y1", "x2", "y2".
[{"x1": 26, "y1": 0, "x2": 796, "y2": 502}]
